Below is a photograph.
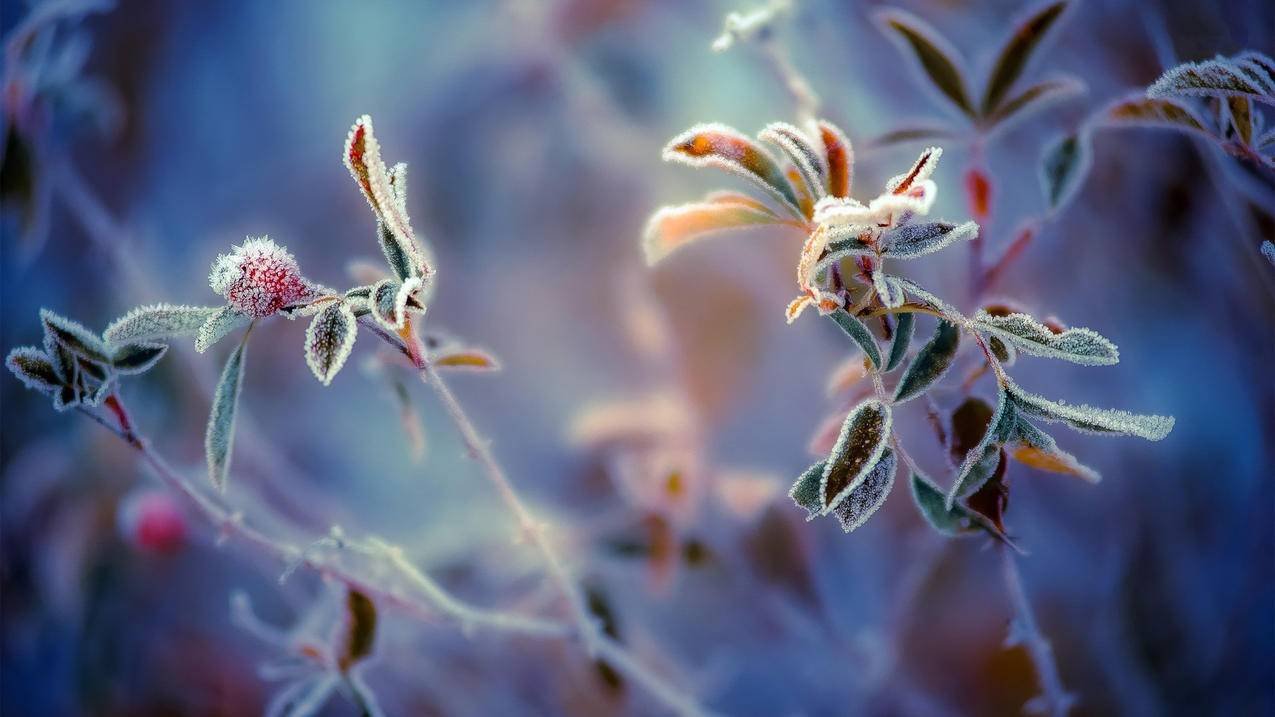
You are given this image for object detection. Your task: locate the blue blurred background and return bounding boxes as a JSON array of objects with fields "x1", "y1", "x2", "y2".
[{"x1": 2, "y1": 0, "x2": 1272, "y2": 715}]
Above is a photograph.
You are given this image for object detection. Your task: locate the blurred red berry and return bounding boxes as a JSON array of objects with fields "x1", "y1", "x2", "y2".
[
  {"x1": 119, "y1": 489, "x2": 187, "y2": 554},
  {"x1": 965, "y1": 167, "x2": 992, "y2": 223}
]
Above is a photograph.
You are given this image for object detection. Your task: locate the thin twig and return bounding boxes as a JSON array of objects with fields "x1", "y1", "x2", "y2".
[{"x1": 1000, "y1": 544, "x2": 1074, "y2": 716}]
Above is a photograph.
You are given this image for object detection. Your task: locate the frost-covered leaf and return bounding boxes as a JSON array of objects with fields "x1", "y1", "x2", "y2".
[
  {"x1": 818, "y1": 121, "x2": 854, "y2": 198},
  {"x1": 910, "y1": 471, "x2": 996, "y2": 537},
  {"x1": 820, "y1": 399, "x2": 892, "y2": 514},
  {"x1": 788, "y1": 459, "x2": 826, "y2": 520},
  {"x1": 832, "y1": 448, "x2": 896, "y2": 533},
  {"x1": 336, "y1": 589, "x2": 377, "y2": 672},
  {"x1": 760, "y1": 123, "x2": 827, "y2": 202},
  {"x1": 196, "y1": 306, "x2": 251, "y2": 353},
  {"x1": 894, "y1": 320, "x2": 960, "y2": 403},
  {"x1": 1103, "y1": 96, "x2": 1213, "y2": 139},
  {"x1": 889, "y1": 276, "x2": 966, "y2": 321},
  {"x1": 110, "y1": 342, "x2": 168, "y2": 374},
  {"x1": 873, "y1": 272, "x2": 905, "y2": 308},
  {"x1": 980, "y1": 1, "x2": 1070, "y2": 117},
  {"x1": 985, "y1": 76, "x2": 1085, "y2": 129},
  {"x1": 1040, "y1": 131, "x2": 1091, "y2": 213},
  {"x1": 369, "y1": 279, "x2": 400, "y2": 331},
  {"x1": 1147, "y1": 51, "x2": 1275, "y2": 103},
  {"x1": 1008, "y1": 418, "x2": 1100, "y2": 482},
  {"x1": 642, "y1": 195, "x2": 790, "y2": 265},
  {"x1": 376, "y1": 219, "x2": 413, "y2": 281},
  {"x1": 1225, "y1": 97, "x2": 1253, "y2": 145},
  {"x1": 1005, "y1": 379, "x2": 1174, "y2": 440},
  {"x1": 885, "y1": 146, "x2": 943, "y2": 195},
  {"x1": 40, "y1": 309, "x2": 109, "y2": 364},
  {"x1": 875, "y1": 9, "x2": 976, "y2": 118},
  {"x1": 1262, "y1": 240, "x2": 1275, "y2": 266},
  {"x1": 973, "y1": 309, "x2": 1118, "y2": 365},
  {"x1": 393, "y1": 276, "x2": 424, "y2": 328},
  {"x1": 663, "y1": 124, "x2": 803, "y2": 217},
  {"x1": 6, "y1": 347, "x2": 62, "y2": 394},
  {"x1": 881, "y1": 220, "x2": 978, "y2": 259},
  {"x1": 206, "y1": 336, "x2": 248, "y2": 492},
  {"x1": 947, "y1": 390, "x2": 1016, "y2": 508},
  {"x1": 831, "y1": 310, "x2": 882, "y2": 369},
  {"x1": 103, "y1": 304, "x2": 221, "y2": 345},
  {"x1": 885, "y1": 311, "x2": 915, "y2": 371},
  {"x1": 989, "y1": 335, "x2": 1017, "y2": 365},
  {"x1": 345, "y1": 116, "x2": 428, "y2": 278},
  {"x1": 52, "y1": 382, "x2": 80, "y2": 412},
  {"x1": 305, "y1": 301, "x2": 358, "y2": 386},
  {"x1": 868, "y1": 125, "x2": 957, "y2": 148}
]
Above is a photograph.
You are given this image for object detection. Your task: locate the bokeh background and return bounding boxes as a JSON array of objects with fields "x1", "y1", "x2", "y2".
[{"x1": 2, "y1": 0, "x2": 1272, "y2": 715}]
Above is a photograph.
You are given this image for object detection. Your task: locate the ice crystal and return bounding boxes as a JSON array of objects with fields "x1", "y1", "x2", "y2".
[{"x1": 209, "y1": 237, "x2": 313, "y2": 319}]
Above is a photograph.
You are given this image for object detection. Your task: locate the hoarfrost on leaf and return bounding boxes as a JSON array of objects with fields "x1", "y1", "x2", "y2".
[
  {"x1": 110, "y1": 342, "x2": 169, "y2": 374},
  {"x1": 207, "y1": 334, "x2": 249, "y2": 492},
  {"x1": 831, "y1": 310, "x2": 882, "y2": 369},
  {"x1": 6, "y1": 346, "x2": 62, "y2": 394},
  {"x1": 304, "y1": 301, "x2": 358, "y2": 386},
  {"x1": 973, "y1": 309, "x2": 1118, "y2": 365},
  {"x1": 880, "y1": 220, "x2": 978, "y2": 259},
  {"x1": 661, "y1": 123, "x2": 804, "y2": 218},
  {"x1": 820, "y1": 399, "x2": 892, "y2": 515},
  {"x1": 103, "y1": 304, "x2": 222, "y2": 345},
  {"x1": 789, "y1": 459, "x2": 827, "y2": 519},
  {"x1": 642, "y1": 194, "x2": 792, "y2": 266},
  {"x1": 1005, "y1": 379, "x2": 1174, "y2": 440},
  {"x1": 832, "y1": 448, "x2": 896, "y2": 533},
  {"x1": 196, "y1": 306, "x2": 251, "y2": 353},
  {"x1": 893, "y1": 320, "x2": 960, "y2": 404},
  {"x1": 1040, "y1": 131, "x2": 1091, "y2": 213},
  {"x1": 885, "y1": 311, "x2": 915, "y2": 372},
  {"x1": 41, "y1": 308, "x2": 110, "y2": 364},
  {"x1": 1147, "y1": 51, "x2": 1275, "y2": 103}
]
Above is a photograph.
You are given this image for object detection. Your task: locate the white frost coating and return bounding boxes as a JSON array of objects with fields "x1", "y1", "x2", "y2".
[
  {"x1": 973, "y1": 310, "x2": 1119, "y2": 366},
  {"x1": 304, "y1": 301, "x2": 358, "y2": 386},
  {"x1": 104, "y1": 304, "x2": 222, "y2": 345},
  {"x1": 1005, "y1": 379, "x2": 1174, "y2": 441},
  {"x1": 661, "y1": 122, "x2": 804, "y2": 219},
  {"x1": 206, "y1": 336, "x2": 248, "y2": 492},
  {"x1": 833, "y1": 449, "x2": 897, "y2": 533},
  {"x1": 885, "y1": 147, "x2": 943, "y2": 194},
  {"x1": 1147, "y1": 52, "x2": 1275, "y2": 100},
  {"x1": 392, "y1": 276, "x2": 424, "y2": 329},
  {"x1": 196, "y1": 306, "x2": 251, "y2": 353},
  {"x1": 1261, "y1": 240, "x2": 1275, "y2": 266},
  {"x1": 759, "y1": 122, "x2": 827, "y2": 201},
  {"x1": 881, "y1": 220, "x2": 978, "y2": 259},
  {"x1": 711, "y1": 0, "x2": 792, "y2": 51},
  {"x1": 873, "y1": 272, "x2": 905, "y2": 308},
  {"x1": 6, "y1": 346, "x2": 60, "y2": 393}
]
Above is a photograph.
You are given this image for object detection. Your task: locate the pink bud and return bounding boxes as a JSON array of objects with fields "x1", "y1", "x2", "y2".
[
  {"x1": 209, "y1": 237, "x2": 312, "y2": 317},
  {"x1": 118, "y1": 489, "x2": 187, "y2": 554}
]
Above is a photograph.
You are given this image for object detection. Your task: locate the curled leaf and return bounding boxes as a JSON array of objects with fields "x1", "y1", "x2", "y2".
[
  {"x1": 820, "y1": 399, "x2": 892, "y2": 514},
  {"x1": 910, "y1": 471, "x2": 1000, "y2": 537},
  {"x1": 973, "y1": 309, "x2": 1118, "y2": 365},
  {"x1": 875, "y1": 9, "x2": 976, "y2": 118},
  {"x1": 832, "y1": 448, "x2": 897, "y2": 533},
  {"x1": 110, "y1": 342, "x2": 169, "y2": 375},
  {"x1": 304, "y1": 301, "x2": 358, "y2": 386},
  {"x1": 103, "y1": 304, "x2": 222, "y2": 345},
  {"x1": 1005, "y1": 379, "x2": 1174, "y2": 440},
  {"x1": 831, "y1": 309, "x2": 882, "y2": 369},
  {"x1": 980, "y1": 0, "x2": 1070, "y2": 116},
  {"x1": 881, "y1": 220, "x2": 978, "y2": 259},
  {"x1": 893, "y1": 320, "x2": 960, "y2": 403},
  {"x1": 662, "y1": 123, "x2": 803, "y2": 217},
  {"x1": 760, "y1": 122, "x2": 827, "y2": 203},
  {"x1": 1008, "y1": 418, "x2": 1100, "y2": 482},
  {"x1": 41, "y1": 309, "x2": 109, "y2": 364},
  {"x1": 207, "y1": 334, "x2": 249, "y2": 492}
]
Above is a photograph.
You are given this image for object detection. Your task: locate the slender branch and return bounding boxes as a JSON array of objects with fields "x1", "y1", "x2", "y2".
[{"x1": 1000, "y1": 544, "x2": 1074, "y2": 716}]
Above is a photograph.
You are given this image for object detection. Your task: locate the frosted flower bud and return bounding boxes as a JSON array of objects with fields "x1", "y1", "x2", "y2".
[
  {"x1": 118, "y1": 489, "x2": 187, "y2": 554},
  {"x1": 209, "y1": 237, "x2": 311, "y2": 318}
]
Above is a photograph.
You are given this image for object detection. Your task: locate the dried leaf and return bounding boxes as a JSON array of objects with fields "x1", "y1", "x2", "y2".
[
  {"x1": 867, "y1": 125, "x2": 958, "y2": 148},
  {"x1": 820, "y1": 399, "x2": 892, "y2": 514},
  {"x1": 818, "y1": 121, "x2": 854, "y2": 197},
  {"x1": 662, "y1": 123, "x2": 803, "y2": 217},
  {"x1": 981, "y1": 1, "x2": 1070, "y2": 116},
  {"x1": 206, "y1": 335, "x2": 249, "y2": 492},
  {"x1": 304, "y1": 301, "x2": 358, "y2": 386},
  {"x1": 875, "y1": 9, "x2": 976, "y2": 118},
  {"x1": 196, "y1": 306, "x2": 251, "y2": 353},
  {"x1": 831, "y1": 309, "x2": 882, "y2": 369},
  {"x1": 1040, "y1": 131, "x2": 1092, "y2": 213},
  {"x1": 1225, "y1": 97, "x2": 1253, "y2": 145},
  {"x1": 103, "y1": 304, "x2": 222, "y2": 345},
  {"x1": 947, "y1": 389, "x2": 1016, "y2": 508},
  {"x1": 893, "y1": 320, "x2": 960, "y2": 403},
  {"x1": 1147, "y1": 51, "x2": 1275, "y2": 103},
  {"x1": 973, "y1": 309, "x2": 1118, "y2": 365},
  {"x1": 432, "y1": 348, "x2": 500, "y2": 371},
  {"x1": 832, "y1": 448, "x2": 896, "y2": 533},
  {"x1": 1008, "y1": 418, "x2": 1100, "y2": 482},
  {"x1": 1103, "y1": 96, "x2": 1213, "y2": 139},
  {"x1": 40, "y1": 309, "x2": 109, "y2": 364},
  {"x1": 335, "y1": 589, "x2": 377, "y2": 672},
  {"x1": 881, "y1": 220, "x2": 978, "y2": 259},
  {"x1": 642, "y1": 196, "x2": 788, "y2": 265},
  {"x1": 885, "y1": 311, "x2": 915, "y2": 371},
  {"x1": 1005, "y1": 379, "x2": 1174, "y2": 440},
  {"x1": 110, "y1": 342, "x2": 168, "y2": 374},
  {"x1": 6, "y1": 346, "x2": 62, "y2": 394}
]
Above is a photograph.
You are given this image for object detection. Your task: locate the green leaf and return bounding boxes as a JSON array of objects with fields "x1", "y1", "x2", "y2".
[
  {"x1": 103, "y1": 304, "x2": 222, "y2": 345},
  {"x1": 5, "y1": 346, "x2": 62, "y2": 394},
  {"x1": 196, "y1": 306, "x2": 251, "y2": 353},
  {"x1": 377, "y1": 219, "x2": 414, "y2": 281},
  {"x1": 40, "y1": 309, "x2": 110, "y2": 364},
  {"x1": 980, "y1": 1, "x2": 1070, "y2": 116},
  {"x1": 875, "y1": 9, "x2": 976, "y2": 118},
  {"x1": 369, "y1": 279, "x2": 401, "y2": 331},
  {"x1": 821, "y1": 399, "x2": 892, "y2": 514},
  {"x1": 832, "y1": 448, "x2": 897, "y2": 533},
  {"x1": 880, "y1": 221, "x2": 978, "y2": 259},
  {"x1": 788, "y1": 459, "x2": 827, "y2": 519},
  {"x1": 885, "y1": 311, "x2": 915, "y2": 371},
  {"x1": 947, "y1": 388, "x2": 1016, "y2": 508},
  {"x1": 304, "y1": 301, "x2": 358, "y2": 386},
  {"x1": 1005, "y1": 379, "x2": 1174, "y2": 440},
  {"x1": 206, "y1": 334, "x2": 249, "y2": 492},
  {"x1": 910, "y1": 471, "x2": 997, "y2": 537},
  {"x1": 1040, "y1": 131, "x2": 1091, "y2": 213},
  {"x1": 831, "y1": 310, "x2": 882, "y2": 369},
  {"x1": 973, "y1": 309, "x2": 1118, "y2": 365},
  {"x1": 110, "y1": 342, "x2": 169, "y2": 374},
  {"x1": 985, "y1": 76, "x2": 1085, "y2": 129},
  {"x1": 893, "y1": 320, "x2": 960, "y2": 403},
  {"x1": 867, "y1": 125, "x2": 958, "y2": 149}
]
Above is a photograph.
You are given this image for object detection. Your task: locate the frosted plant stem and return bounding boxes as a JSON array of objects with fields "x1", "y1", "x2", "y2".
[
  {"x1": 417, "y1": 361, "x2": 603, "y2": 655},
  {"x1": 1001, "y1": 544, "x2": 1073, "y2": 716}
]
